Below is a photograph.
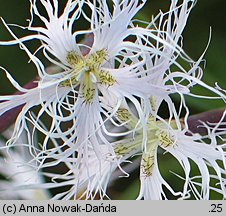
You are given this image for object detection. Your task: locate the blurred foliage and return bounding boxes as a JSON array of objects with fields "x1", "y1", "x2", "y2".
[{"x1": 0, "y1": 0, "x2": 225, "y2": 200}]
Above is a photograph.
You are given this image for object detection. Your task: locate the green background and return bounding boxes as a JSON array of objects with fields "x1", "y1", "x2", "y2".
[{"x1": 0, "y1": 0, "x2": 225, "y2": 199}]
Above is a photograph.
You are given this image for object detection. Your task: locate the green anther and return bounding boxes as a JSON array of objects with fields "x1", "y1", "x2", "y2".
[
  {"x1": 116, "y1": 108, "x2": 139, "y2": 129},
  {"x1": 82, "y1": 72, "x2": 96, "y2": 103},
  {"x1": 98, "y1": 70, "x2": 115, "y2": 86},
  {"x1": 141, "y1": 142, "x2": 158, "y2": 177},
  {"x1": 60, "y1": 75, "x2": 79, "y2": 87},
  {"x1": 116, "y1": 108, "x2": 132, "y2": 122},
  {"x1": 61, "y1": 49, "x2": 115, "y2": 103},
  {"x1": 157, "y1": 130, "x2": 175, "y2": 148},
  {"x1": 114, "y1": 145, "x2": 130, "y2": 157},
  {"x1": 88, "y1": 49, "x2": 107, "y2": 66},
  {"x1": 141, "y1": 152, "x2": 155, "y2": 177},
  {"x1": 60, "y1": 51, "x2": 84, "y2": 87},
  {"x1": 114, "y1": 139, "x2": 141, "y2": 157},
  {"x1": 66, "y1": 52, "x2": 84, "y2": 68}
]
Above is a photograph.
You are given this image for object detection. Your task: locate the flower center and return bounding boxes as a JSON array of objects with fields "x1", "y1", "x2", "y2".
[{"x1": 61, "y1": 49, "x2": 116, "y2": 103}]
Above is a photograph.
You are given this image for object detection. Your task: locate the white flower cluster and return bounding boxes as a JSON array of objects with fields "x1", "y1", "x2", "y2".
[{"x1": 0, "y1": 0, "x2": 225, "y2": 200}]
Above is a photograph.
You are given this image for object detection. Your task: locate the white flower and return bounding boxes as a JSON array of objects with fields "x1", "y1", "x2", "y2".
[
  {"x1": 0, "y1": 128, "x2": 49, "y2": 199},
  {"x1": 138, "y1": 153, "x2": 183, "y2": 200},
  {"x1": 137, "y1": 118, "x2": 226, "y2": 200},
  {"x1": 27, "y1": 110, "x2": 225, "y2": 200},
  {"x1": 98, "y1": 109, "x2": 225, "y2": 200},
  {"x1": 0, "y1": 0, "x2": 225, "y2": 200},
  {"x1": 0, "y1": 1, "x2": 195, "y2": 172}
]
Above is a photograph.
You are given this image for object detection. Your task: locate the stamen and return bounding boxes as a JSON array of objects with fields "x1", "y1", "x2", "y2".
[
  {"x1": 116, "y1": 108, "x2": 132, "y2": 122},
  {"x1": 81, "y1": 72, "x2": 96, "y2": 103},
  {"x1": 66, "y1": 51, "x2": 83, "y2": 67},
  {"x1": 98, "y1": 70, "x2": 115, "y2": 86},
  {"x1": 157, "y1": 130, "x2": 175, "y2": 148},
  {"x1": 114, "y1": 138, "x2": 141, "y2": 158},
  {"x1": 141, "y1": 147, "x2": 156, "y2": 177},
  {"x1": 115, "y1": 108, "x2": 138, "y2": 129},
  {"x1": 87, "y1": 49, "x2": 107, "y2": 67},
  {"x1": 61, "y1": 49, "x2": 114, "y2": 103}
]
